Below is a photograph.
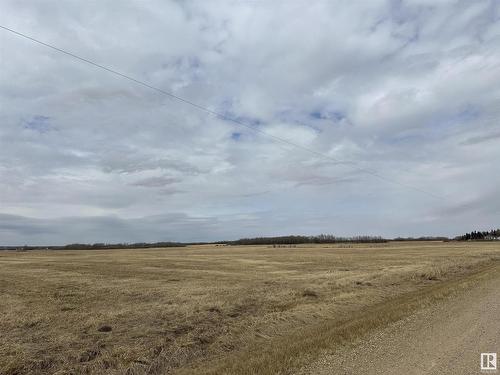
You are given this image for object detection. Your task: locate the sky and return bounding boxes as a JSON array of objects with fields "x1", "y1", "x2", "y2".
[{"x1": 1, "y1": 0, "x2": 500, "y2": 245}]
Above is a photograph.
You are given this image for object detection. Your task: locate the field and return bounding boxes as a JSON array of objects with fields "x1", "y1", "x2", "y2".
[{"x1": 1, "y1": 241, "x2": 500, "y2": 375}]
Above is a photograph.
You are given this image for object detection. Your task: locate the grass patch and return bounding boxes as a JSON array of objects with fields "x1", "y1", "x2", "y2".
[
  {"x1": 0, "y1": 242, "x2": 499, "y2": 374},
  {"x1": 188, "y1": 261, "x2": 500, "y2": 375}
]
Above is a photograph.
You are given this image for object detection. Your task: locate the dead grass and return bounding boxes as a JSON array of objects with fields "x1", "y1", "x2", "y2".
[{"x1": 0, "y1": 241, "x2": 499, "y2": 374}]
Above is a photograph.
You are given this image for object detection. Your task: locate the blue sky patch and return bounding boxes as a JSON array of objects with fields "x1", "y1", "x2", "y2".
[
  {"x1": 310, "y1": 110, "x2": 345, "y2": 122},
  {"x1": 22, "y1": 115, "x2": 54, "y2": 134}
]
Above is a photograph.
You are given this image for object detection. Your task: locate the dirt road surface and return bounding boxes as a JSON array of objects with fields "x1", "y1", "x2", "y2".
[{"x1": 299, "y1": 273, "x2": 500, "y2": 375}]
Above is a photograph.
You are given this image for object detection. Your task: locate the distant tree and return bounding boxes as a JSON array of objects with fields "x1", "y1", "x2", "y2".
[
  {"x1": 457, "y1": 228, "x2": 500, "y2": 241},
  {"x1": 229, "y1": 235, "x2": 387, "y2": 246}
]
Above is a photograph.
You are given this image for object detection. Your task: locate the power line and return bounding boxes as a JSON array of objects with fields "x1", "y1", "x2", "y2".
[{"x1": 0, "y1": 24, "x2": 441, "y2": 199}]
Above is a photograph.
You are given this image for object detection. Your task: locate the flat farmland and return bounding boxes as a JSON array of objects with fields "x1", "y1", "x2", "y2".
[{"x1": 1, "y1": 241, "x2": 500, "y2": 375}]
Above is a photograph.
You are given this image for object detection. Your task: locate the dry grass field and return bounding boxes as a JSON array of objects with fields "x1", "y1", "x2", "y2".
[{"x1": 1, "y1": 241, "x2": 500, "y2": 375}]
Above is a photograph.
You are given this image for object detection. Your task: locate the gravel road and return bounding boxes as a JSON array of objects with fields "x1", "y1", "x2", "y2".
[{"x1": 299, "y1": 274, "x2": 500, "y2": 375}]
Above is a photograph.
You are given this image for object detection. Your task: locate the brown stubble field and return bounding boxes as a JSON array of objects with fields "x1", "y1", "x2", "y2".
[{"x1": 1, "y1": 241, "x2": 500, "y2": 375}]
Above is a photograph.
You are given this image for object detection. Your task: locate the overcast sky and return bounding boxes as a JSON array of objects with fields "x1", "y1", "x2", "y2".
[{"x1": 1, "y1": 0, "x2": 499, "y2": 245}]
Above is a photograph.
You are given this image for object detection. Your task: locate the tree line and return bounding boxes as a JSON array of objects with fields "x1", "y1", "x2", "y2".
[
  {"x1": 228, "y1": 234, "x2": 387, "y2": 245},
  {"x1": 456, "y1": 229, "x2": 500, "y2": 241},
  {"x1": 4, "y1": 229, "x2": 498, "y2": 251},
  {"x1": 0, "y1": 242, "x2": 187, "y2": 251}
]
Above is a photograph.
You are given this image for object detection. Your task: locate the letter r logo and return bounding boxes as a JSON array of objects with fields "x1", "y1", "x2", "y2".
[{"x1": 481, "y1": 353, "x2": 497, "y2": 370}]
